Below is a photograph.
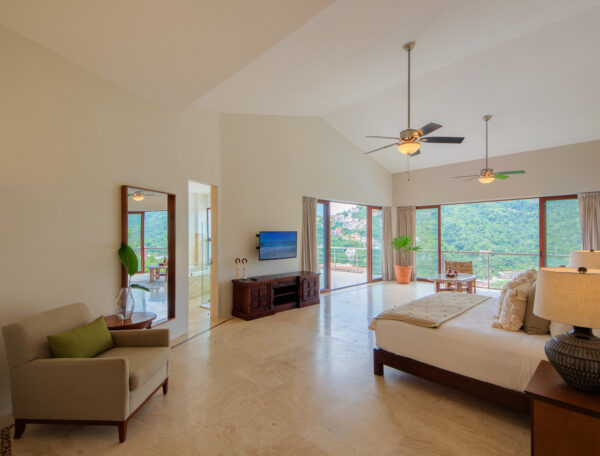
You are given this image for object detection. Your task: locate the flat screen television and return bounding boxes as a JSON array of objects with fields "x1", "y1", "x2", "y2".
[{"x1": 258, "y1": 231, "x2": 297, "y2": 261}]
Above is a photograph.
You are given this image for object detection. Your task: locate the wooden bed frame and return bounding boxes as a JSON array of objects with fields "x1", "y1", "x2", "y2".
[{"x1": 373, "y1": 347, "x2": 530, "y2": 412}]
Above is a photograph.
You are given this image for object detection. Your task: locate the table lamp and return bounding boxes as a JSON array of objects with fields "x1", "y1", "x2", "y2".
[
  {"x1": 533, "y1": 267, "x2": 600, "y2": 392},
  {"x1": 568, "y1": 249, "x2": 600, "y2": 268}
]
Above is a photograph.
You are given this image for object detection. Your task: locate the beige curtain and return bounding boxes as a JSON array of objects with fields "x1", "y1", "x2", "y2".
[
  {"x1": 579, "y1": 192, "x2": 600, "y2": 250},
  {"x1": 382, "y1": 207, "x2": 395, "y2": 280},
  {"x1": 301, "y1": 196, "x2": 319, "y2": 272},
  {"x1": 396, "y1": 206, "x2": 417, "y2": 281}
]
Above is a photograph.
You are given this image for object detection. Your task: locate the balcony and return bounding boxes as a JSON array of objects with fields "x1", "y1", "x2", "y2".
[
  {"x1": 129, "y1": 247, "x2": 169, "y2": 322},
  {"x1": 320, "y1": 247, "x2": 382, "y2": 290},
  {"x1": 416, "y1": 250, "x2": 568, "y2": 289}
]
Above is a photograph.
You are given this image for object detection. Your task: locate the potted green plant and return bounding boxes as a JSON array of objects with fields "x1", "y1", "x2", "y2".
[
  {"x1": 391, "y1": 235, "x2": 420, "y2": 284},
  {"x1": 116, "y1": 243, "x2": 149, "y2": 320}
]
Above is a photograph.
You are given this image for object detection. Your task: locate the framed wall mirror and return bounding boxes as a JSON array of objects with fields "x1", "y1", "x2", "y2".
[{"x1": 121, "y1": 185, "x2": 176, "y2": 322}]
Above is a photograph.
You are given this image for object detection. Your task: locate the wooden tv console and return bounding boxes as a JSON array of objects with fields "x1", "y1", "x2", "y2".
[{"x1": 232, "y1": 271, "x2": 320, "y2": 320}]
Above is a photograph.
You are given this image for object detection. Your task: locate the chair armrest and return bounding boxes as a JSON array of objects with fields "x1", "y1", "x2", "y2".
[
  {"x1": 10, "y1": 358, "x2": 129, "y2": 421},
  {"x1": 110, "y1": 329, "x2": 170, "y2": 347}
]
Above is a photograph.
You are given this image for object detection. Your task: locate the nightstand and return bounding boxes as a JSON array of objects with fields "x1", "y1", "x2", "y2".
[{"x1": 525, "y1": 360, "x2": 600, "y2": 455}]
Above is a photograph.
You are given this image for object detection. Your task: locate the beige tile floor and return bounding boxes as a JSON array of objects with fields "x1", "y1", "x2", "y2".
[
  {"x1": 12, "y1": 282, "x2": 530, "y2": 456},
  {"x1": 187, "y1": 296, "x2": 212, "y2": 337}
]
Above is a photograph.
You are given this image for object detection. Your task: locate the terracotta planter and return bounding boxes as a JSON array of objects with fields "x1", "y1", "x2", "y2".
[{"x1": 394, "y1": 265, "x2": 413, "y2": 284}]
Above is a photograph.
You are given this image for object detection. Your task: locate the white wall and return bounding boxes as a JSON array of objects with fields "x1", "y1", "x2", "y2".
[
  {"x1": 0, "y1": 26, "x2": 220, "y2": 415},
  {"x1": 218, "y1": 113, "x2": 393, "y2": 317},
  {"x1": 393, "y1": 141, "x2": 600, "y2": 206}
]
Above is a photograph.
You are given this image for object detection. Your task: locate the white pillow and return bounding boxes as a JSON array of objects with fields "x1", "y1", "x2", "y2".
[
  {"x1": 492, "y1": 289, "x2": 528, "y2": 331},
  {"x1": 496, "y1": 269, "x2": 537, "y2": 319}
]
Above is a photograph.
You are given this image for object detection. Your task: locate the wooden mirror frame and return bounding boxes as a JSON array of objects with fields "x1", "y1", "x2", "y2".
[{"x1": 121, "y1": 185, "x2": 176, "y2": 321}]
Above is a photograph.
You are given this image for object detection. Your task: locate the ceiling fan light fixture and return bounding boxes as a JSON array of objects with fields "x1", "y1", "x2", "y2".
[
  {"x1": 478, "y1": 168, "x2": 495, "y2": 184},
  {"x1": 132, "y1": 191, "x2": 145, "y2": 201},
  {"x1": 397, "y1": 142, "x2": 421, "y2": 155}
]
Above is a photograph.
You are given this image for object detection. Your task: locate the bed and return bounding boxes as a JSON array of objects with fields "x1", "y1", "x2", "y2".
[{"x1": 371, "y1": 296, "x2": 550, "y2": 411}]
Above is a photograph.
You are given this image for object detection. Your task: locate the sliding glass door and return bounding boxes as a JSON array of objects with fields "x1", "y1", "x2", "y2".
[
  {"x1": 370, "y1": 208, "x2": 383, "y2": 281},
  {"x1": 329, "y1": 202, "x2": 367, "y2": 289},
  {"x1": 318, "y1": 200, "x2": 384, "y2": 291},
  {"x1": 317, "y1": 201, "x2": 330, "y2": 291}
]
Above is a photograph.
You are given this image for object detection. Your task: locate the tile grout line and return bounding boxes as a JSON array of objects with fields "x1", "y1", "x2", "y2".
[{"x1": 171, "y1": 317, "x2": 236, "y2": 349}]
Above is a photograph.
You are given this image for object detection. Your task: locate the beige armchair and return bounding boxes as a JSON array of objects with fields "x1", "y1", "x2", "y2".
[{"x1": 2, "y1": 303, "x2": 170, "y2": 443}]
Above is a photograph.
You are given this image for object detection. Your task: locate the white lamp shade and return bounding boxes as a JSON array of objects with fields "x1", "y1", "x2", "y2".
[
  {"x1": 568, "y1": 250, "x2": 600, "y2": 269},
  {"x1": 534, "y1": 267, "x2": 600, "y2": 328}
]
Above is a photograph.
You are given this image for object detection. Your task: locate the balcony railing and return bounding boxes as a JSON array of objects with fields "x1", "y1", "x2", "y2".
[
  {"x1": 131, "y1": 247, "x2": 168, "y2": 273},
  {"x1": 416, "y1": 249, "x2": 569, "y2": 289},
  {"x1": 318, "y1": 246, "x2": 383, "y2": 277}
]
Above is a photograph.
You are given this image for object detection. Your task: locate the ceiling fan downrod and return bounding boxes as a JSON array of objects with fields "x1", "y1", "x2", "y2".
[
  {"x1": 483, "y1": 114, "x2": 491, "y2": 169},
  {"x1": 404, "y1": 41, "x2": 415, "y2": 129}
]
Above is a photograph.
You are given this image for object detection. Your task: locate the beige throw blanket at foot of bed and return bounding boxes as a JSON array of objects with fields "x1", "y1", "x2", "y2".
[{"x1": 369, "y1": 293, "x2": 490, "y2": 330}]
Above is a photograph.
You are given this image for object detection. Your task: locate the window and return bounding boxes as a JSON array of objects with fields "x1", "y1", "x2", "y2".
[
  {"x1": 416, "y1": 195, "x2": 581, "y2": 289},
  {"x1": 441, "y1": 199, "x2": 539, "y2": 289},
  {"x1": 415, "y1": 207, "x2": 439, "y2": 280},
  {"x1": 128, "y1": 212, "x2": 143, "y2": 272},
  {"x1": 542, "y1": 196, "x2": 581, "y2": 267}
]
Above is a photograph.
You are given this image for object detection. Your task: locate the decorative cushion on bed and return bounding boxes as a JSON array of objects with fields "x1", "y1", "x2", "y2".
[
  {"x1": 492, "y1": 289, "x2": 528, "y2": 331},
  {"x1": 495, "y1": 269, "x2": 537, "y2": 319},
  {"x1": 522, "y1": 282, "x2": 550, "y2": 335}
]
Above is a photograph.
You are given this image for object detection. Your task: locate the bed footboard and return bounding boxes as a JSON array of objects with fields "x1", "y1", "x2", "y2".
[{"x1": 373, "y1": 347, "x2": 529, "y2": 412}]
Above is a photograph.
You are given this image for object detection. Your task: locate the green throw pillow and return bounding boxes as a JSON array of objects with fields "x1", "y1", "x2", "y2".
[{"x1": 47, "y1": 316, "x2": 114, "y2": 358}]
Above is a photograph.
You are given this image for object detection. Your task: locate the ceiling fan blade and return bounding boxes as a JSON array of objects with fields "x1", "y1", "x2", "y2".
[
  {"x1": 493, "y1": 174, "x2": 509, "y2": 180},
  {"x1": 409, "y1": 150, "x2": 421, "y2": 157},
  {"x1": 494, "y1": 170, "x2": 525, "y2": 175},
  {"x1": 422, "y1": 136, "x2": 465, "y2": 144},
  {"x1": 465, "y1": 176, "x2": 479, "y2": 181},
  {"x1": 366, "y1": 135, "x2": 400, "y2": 140},
  {"x1": 452, "y1": 174, "x2": 478, "y2": 178},
  {"x1": 364, "y1": 143, "x2": 398, "y2": 154},
  {"x1": 417, "y1": 122, "x2": 442, "y2": 137}
]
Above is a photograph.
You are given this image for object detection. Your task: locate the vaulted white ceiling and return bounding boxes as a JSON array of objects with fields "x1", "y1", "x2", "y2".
[
  {"x1": 196, "y1": 0, "x2": 600, "y2": 172},
  {"x1": 2, "y1": 0, "x2": 599, "y2": 172},
  {"x1": 0, "y1": 0, "x2": 333, "y2": 111}
]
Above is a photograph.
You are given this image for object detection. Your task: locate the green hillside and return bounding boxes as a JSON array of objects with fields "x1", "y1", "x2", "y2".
[
  {"x1": 317, "y1": 198, "x2": 581, "y2": 288},
  {"x1": 127, "y1": 211, "x2": 168, "y2": 271}
]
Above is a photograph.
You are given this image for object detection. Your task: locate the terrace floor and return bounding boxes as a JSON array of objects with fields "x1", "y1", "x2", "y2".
[{"x1": 130, "y1": 273, "x2": 168, "y2": 322}]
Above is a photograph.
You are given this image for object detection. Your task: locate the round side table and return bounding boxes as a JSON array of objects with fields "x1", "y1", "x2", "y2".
[{"x1": 104, "y1": 312, "x2": 157, "y2": 330}]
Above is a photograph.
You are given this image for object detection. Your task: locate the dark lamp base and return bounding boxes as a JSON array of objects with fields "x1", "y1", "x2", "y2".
[{"x1": 544, "y1": 326, "x2": 600, "y2": 392}]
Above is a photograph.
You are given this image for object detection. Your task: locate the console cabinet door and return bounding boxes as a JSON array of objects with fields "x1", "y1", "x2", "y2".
[
  {"x1": 301, "y1": 276, "x2": 319, "y2": 303},
  {"x1": 251, "y1": 284, "x2": 272, "y2": 311}
]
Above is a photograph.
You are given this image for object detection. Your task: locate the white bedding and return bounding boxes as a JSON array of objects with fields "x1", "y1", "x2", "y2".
[{"x1": 373, "y1": 297, "x2": 550, "y2": 392}]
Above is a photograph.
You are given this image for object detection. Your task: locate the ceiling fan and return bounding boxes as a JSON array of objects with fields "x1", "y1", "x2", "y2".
[
  {"x1": 128, "y1": 190, "x2": 163, "y2": 202},
  {"x1": 453, "y1": 115, "x2": 525, "y2": 183},
  {"x1": 365, "y1": 41, "x2": 465, "y2": 157}
]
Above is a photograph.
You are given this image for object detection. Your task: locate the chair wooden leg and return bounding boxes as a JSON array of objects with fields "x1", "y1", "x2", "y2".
[
  {"x1": 118, "y1": 421, "x2": 127, "y2": 443},
  {"x1": 162, "y1": 378, "x2": 169, "y2": 394},
  {"x1": 13, "y1": 420, "x2": 26, "y2": 439}
]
